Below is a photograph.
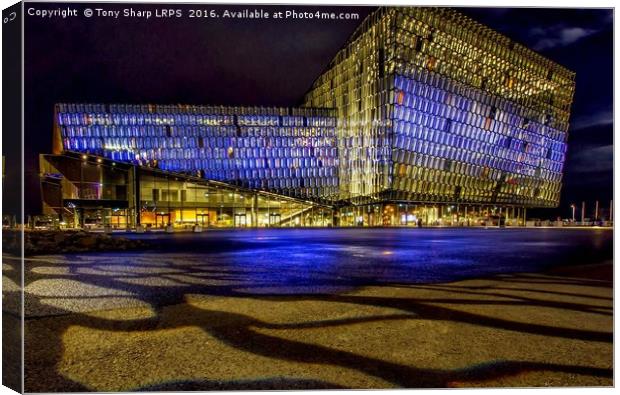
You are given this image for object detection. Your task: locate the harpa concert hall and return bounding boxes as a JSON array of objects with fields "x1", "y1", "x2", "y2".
[{"x1": 39, "y1": 7, "x2": 575, "y2": 230}]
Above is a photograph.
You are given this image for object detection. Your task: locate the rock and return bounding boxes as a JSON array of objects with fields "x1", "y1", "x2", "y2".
[
  {"x1": 4, "y1": 229, "x2": 150, "y2": 256},
  {"x1": 77, "y1": 236, "x2": 97, "y2": 248}
]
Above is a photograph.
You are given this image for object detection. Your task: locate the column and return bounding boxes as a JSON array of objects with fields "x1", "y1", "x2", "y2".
[{"x1": 251, "y1": 193, "x2": 258, "y2": 227}]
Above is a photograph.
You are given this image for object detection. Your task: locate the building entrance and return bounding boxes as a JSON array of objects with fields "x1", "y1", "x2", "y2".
[
  {"x1": 196, "y1": 213, "x2": 209, "y2": 227},
  {"x1": 234, "y1": 213, "x2": 247, "y2": 227},
  {"x1": 155, "y1": 213, "x2": 170, "y2": 228},
  {"x1": 269, "y1": 213, "x2": 281, "y2": 227}
]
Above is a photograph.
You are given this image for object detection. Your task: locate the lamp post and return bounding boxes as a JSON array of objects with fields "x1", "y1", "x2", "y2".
[
  {"x1": 595, "y1": 200, "x2": 599, "y2": 221},
  {"x1": 570, "y1": 204, "x2": 575, "y2": 222},
  {"x1": 581, "y1": 201, "x2": 585, "y2": 224}
]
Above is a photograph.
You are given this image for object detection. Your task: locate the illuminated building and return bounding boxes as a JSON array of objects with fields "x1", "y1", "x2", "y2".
[
  {"x1": 303, "y1": 8, "x2": 574, "y2": 222},
  {"x1": 53, "y1": 104, "x2": 339, "y2": 202},
  {"x1": 40, "y1": 7, "x2": 576, "y2": 228},
  {"x1": 42, "y1": 105, "x2": 338, "y2": 228}
]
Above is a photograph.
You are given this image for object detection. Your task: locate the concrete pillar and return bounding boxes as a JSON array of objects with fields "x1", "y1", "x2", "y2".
[
  {"x1": 132, "y1": 166, "x2": 141, "y2": 227},
  {"x1": 333, "y1": 208, "x2": 339, "y2": 227},
  {"x1": 251, "y1": 193, "x2": 258, "y2": 228},
  {"x1": 464, "y1": 206, "x2": 468, "y2": 226},
  {"x1": 77, "y1": 208, "x2": 84, "y2": 229}
]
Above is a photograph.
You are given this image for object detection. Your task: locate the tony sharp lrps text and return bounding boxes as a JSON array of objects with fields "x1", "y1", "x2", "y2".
[{"x1": 92, "y1": 8, "x2": 183, "y2": 19}]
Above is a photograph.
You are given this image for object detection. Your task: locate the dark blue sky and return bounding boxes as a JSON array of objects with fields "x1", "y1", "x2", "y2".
[{"x1": 20, "y1": 4, "x2": 613, "y2": 217}]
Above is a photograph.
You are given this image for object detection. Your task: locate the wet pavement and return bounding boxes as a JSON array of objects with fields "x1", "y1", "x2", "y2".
[
  {"x1": 14, "y1": 227, "x2": 612, "y2": 317},
  {"x1": 127, "y1": 227, "x2": 613, "y2": 281},
  {"x1": 10, "y1": 227, "x2": 613, "y2": 391}
]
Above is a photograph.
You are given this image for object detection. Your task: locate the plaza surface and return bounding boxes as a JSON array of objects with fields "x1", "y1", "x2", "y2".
[{"x1": 4, "y1": 228, "x2": 613, "y2": 390}]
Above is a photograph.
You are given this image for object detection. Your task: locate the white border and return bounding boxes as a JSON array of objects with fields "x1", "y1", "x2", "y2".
[{"x1": 0, "y1": 1, "x2": 616, "y2": 395}]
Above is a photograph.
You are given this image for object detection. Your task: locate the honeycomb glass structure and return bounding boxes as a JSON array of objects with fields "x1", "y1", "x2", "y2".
[
  {"x1": 303, "y1": 7, "x2": 575, "y2": 208},
  {"x1": 55, "y1": 104, "x2": 339, "y2": 203}
]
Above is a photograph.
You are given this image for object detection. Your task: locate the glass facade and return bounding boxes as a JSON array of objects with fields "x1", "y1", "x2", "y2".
[
  {"x1": 43, "y1": 7, "x2": 576, "y2": 228},
  {"x1": 303, "y1": 7, "x2": 575, "y2": 208},
  {"x1": 304, "y1": 9, "x2": 394, "y2": 203},
  {"x1": 55, "y1": 104, "x2": 339, "y2": 202}
]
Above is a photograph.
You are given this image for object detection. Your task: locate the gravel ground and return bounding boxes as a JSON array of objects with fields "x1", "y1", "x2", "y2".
[
  {"x1": 22, "y1": 264, "x2": 612, "y2": 391},
  {"x1": 4, "y1": 228, "x2": 614, "y2": 391}
]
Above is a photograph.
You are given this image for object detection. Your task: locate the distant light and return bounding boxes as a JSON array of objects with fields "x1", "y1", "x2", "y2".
[
  {"x1": 382, "y1": 251, "x2": 393, "y2": 255},
  {"x1": 96, "y1": 158, "x2": 102, "y2": 163},
  {"x1": 111, "y1": 162, "x2": 116, "y2": 166},
  {"x1": 81, "y1": 155, "x2": 88, "y2": 160}
]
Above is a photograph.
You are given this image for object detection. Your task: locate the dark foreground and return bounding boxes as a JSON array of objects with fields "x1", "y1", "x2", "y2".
[{"x1": 3, "y1": 228, "x2": 613, "y2": 390}]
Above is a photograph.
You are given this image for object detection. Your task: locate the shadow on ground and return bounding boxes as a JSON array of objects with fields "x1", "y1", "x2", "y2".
[{"x1": 4, "y1": 229, "x2": 613, "y2": 391}]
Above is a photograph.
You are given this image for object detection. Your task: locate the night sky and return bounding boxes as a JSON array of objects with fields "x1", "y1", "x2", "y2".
[{"x1": 19, "y1": 3, "x2": 613, "y2": 218}]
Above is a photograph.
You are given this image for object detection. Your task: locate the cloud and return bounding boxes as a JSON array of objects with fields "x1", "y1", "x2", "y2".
[
  {"x1": 530, "y1": 25, "x2": 599, "y2": 51},
  {"x1": 528, "y1": 10, "x2": 613, "y2": 52},
  {"x1": 570, "y1": 108, "x2": 613, "y2": 131},
  {"x1": 568, "y1": 144, "x2": 613, "y2": 174}
]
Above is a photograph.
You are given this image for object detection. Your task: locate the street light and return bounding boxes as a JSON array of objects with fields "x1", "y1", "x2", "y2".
[{"x1": 570, "y1": 204, "x2": 575, "y2": 222}]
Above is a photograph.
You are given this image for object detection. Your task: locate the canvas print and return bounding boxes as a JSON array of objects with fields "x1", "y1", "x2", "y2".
[{"x1": 1, "y1": 1, "x2": 614, "y2": 392}]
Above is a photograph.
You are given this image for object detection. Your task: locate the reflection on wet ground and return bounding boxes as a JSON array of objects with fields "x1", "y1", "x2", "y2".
[{"x1": 16, "y1": 228, "x2": 613, "y2": 315}]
